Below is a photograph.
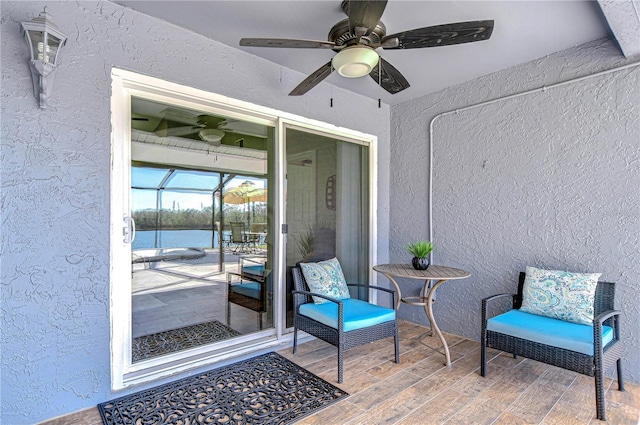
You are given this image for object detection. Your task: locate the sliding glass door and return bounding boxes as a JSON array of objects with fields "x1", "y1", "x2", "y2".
[
  {"x1": 284, "y1": 126, "x2": 370, "y2": 327},
  {"x1": 110, "y1": 69, "x2": 376, "y2": 388},
  {"x1": 129, "y1": 97, "x2": 275, "y2": 363}
]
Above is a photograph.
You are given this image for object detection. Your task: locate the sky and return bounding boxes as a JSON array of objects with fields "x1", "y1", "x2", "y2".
[{"x1": 131, "y1": 167, "x2": 266, "y2": 211}]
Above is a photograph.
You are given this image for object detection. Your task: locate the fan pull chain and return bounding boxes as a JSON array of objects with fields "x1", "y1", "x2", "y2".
[
  {"x1": 330, "y1": 64, "x2": 334, "y2": 107},
  {"x1": 378, "y1": 63, "x2": 382, "y2": 108}
]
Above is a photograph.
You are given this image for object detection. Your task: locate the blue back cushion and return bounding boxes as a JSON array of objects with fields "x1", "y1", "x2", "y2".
[
  {"x1": 519, "y1": 266, "x2": 600, "y2": 325},
  {"x1": 231, "y1": 282, "x2": 261, "y2": 299},
  {"x1": 300, "y1": 258, "x2": 350, "y2": 304},
  {"x1": 242, "y1": 264, "x2": 265, "y2": 277}
]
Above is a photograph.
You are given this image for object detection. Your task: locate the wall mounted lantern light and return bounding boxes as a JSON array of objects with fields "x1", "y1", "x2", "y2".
[{"x1": 21, "y1": 7, "x2": 67, "y2": 108}]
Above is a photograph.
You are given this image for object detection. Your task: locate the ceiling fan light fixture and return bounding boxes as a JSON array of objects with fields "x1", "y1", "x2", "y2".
[
  {"x1": 199, "y1": 128, "x2": 225, "y2": 144},
  {"x1": 332, "y1": 46, "x2": 379, "y2": 78}
]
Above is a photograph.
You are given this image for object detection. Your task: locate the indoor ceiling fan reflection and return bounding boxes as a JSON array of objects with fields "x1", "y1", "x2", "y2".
[
  {"x1": 149, "y1": 110, "x2": 270, "y2": 145},
  {"x1": 148, "y1": 108, "x2": 226, "y2": 145}
]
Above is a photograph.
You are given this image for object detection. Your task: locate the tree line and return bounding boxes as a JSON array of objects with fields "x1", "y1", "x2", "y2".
[{"x1": 133, "y1": 205, "x2": 267, "y2": 230}]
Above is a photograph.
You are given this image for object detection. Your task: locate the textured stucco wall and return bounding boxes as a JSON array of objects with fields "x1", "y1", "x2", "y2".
[
  {"x1": 390, "y1": 37, "x2": 639, "y2": 383},
  {"x1": 0, "y1": 1, "x2": 390, "y2": 423},
  {"x1": 597, "y1": 0, "x2": 640, "y2": 58}
]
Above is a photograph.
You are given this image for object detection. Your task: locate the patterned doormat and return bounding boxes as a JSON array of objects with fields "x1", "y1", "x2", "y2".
[
  {"x1": 98, "y1": 352, "x2": 348, "y2": 425},
  {"x1": 132, "y1": 321, "x2": 242, "y2": 362}
]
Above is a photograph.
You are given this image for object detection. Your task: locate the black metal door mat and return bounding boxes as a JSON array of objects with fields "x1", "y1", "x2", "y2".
[
  {"x1": 132, "y1": 321, "x2": 242, "y2": 362},
  {"x1": 98, "y1": 352, "x2": 349, "y2": 425}
]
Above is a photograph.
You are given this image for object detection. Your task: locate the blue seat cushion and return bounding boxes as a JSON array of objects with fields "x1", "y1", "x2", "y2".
[
  {"x1": 230, "y1": 282, "x2": 261, "y2": 299},
  {"x1": 486, "y1": 309, "x2": 613, "y2": 356},
  {"x1": 299, "y1": 298, "x2": 395, "y2": 332}
]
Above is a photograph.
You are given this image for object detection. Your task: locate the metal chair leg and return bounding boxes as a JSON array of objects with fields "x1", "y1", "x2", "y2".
[
  {"x1": 394, "y1": 325, "x2": 400, "y2": 364},
  {"x1": 227, "y1": 274, "x2": 232, "y2": 326},
  {"x1": 292, "y1": 327, "x2": 298, "y2": 354},
  {"x1": 616, "y1": 358, "x2": 625, "y2": 391}
]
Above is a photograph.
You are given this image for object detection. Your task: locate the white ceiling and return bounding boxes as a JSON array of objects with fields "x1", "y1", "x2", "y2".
[{"x1": 114, "y1": 1, "x2": 616, "y2": 105}]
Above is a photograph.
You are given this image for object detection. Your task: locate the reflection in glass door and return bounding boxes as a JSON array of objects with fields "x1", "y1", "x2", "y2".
[
  {"x1": 284, "y1": 127, "x2": 370, "y2": 328},
  {"x1": 129, "y1": 97, "x2": 274, "y2": 363}
]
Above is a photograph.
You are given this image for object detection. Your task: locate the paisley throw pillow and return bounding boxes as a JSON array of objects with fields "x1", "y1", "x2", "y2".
[
  {"x1": 520, "y1": 266, "x2": 600, "y2": 325},
  {"x1": 300, "y1": 258, "x2": 351, "y2": 304}
]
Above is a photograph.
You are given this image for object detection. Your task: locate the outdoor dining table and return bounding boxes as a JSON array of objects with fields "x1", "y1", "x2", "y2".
[
  {"x1": 372, "y1": 263, "x2": 471, "y2": 367},
  {"x1": 244, "y1": 231, "x2": 267, "y2": 249}
]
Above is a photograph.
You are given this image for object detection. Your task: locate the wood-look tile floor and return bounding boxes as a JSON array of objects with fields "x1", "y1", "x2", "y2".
[{"x1": 40, "y1": 320, "x2": 639, "y2": 425}]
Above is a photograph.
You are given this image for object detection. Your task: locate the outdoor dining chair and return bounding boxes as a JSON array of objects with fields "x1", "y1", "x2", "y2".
[{"x1": 229, "y1": 222, "x2": 249, "y2": 253}]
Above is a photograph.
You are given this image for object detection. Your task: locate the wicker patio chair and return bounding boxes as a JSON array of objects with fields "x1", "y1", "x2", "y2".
[
  {"x1": 481, "y1": 272, "x2": 624, "y2": 421},
  {"x1": 292, "y1": 266, "x2": 400, "y2": 383},
  {"x1": 227, "y1": 256, "x2": 268, "y2": 330}
]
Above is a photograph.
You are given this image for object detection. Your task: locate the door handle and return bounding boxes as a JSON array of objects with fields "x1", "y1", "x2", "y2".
[{"x1": 123, "y1": 215, "x2": 136, "y2": 244}]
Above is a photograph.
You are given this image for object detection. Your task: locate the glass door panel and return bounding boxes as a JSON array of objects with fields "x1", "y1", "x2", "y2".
[
  {"x1": 130, "y1": 97, "x2": 274, "y2": 363},
  {"x1": 284, "y1": 127, "x2": 370, "y2": 328}
]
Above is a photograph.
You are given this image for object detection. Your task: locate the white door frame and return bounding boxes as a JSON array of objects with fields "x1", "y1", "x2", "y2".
[{"x1": 110, "y1": 68, "x2": 377, "y2": 390}]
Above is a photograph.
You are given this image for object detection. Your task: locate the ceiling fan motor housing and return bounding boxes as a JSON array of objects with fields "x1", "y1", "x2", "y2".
[
  {"x1": 328, "y1": 19, "x2": 385, "y2": 78},
  {"x1": 328, "y1": 19, "x2": 386, "y2": 49}
]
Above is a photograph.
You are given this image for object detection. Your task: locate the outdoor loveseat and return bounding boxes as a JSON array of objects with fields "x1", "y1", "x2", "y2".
[{"x1": 481, "y1": 268, "x2": 624, "y2": 421}]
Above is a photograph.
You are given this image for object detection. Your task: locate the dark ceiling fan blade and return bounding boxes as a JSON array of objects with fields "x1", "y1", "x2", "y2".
[
  {"x1": 382, "y1": 20, "x2": 494, "y2": 50},
  {"x1": 154, "y1": 124, "x2": 206, "y2": 137},
  {"x1": 289, "y1": 61, "x2": 334, "y2": 96},
  {"x1": 240, "y1": 38, "x2": 335, "y2": 49},
  {"x1": 369, "y1": 57, "x2": 410, "y2": 94},
  {"x1": 341, "y1": 0, "x2": 388, "y2": 34}
]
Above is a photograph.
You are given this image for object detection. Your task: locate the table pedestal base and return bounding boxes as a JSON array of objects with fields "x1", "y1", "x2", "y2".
[
  {"x1": 373, "y1": 264, "x2": 470, "y2": 369},
  {"x1": 380, "y1": 274, "x2": 452, "y2": 367},
  {"x1": 408, "y1": 279, "x2": 451, "y2": 367}
]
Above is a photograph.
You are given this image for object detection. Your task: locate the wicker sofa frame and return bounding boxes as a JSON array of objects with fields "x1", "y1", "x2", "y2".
[
  {"x1": 292, "y1": 267, "x2": 399, "y2": 383},
  {"x1": 481, "y1": 272, "x2": 624, "y2": 421}
]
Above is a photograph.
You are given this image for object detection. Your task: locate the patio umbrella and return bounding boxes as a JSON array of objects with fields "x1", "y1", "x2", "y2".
[
  {"x1": 244, "y1": 188, "x2": 267, "y2": 229},
  {"x1": 246, "y1": 188, "x2": 267, "y2": 203},
  {"x1": 223, "y1": 181, "x2": 267, "y2": 204},
  {"x1": 223, "y1": 181, "x2": 267, "y2": 226}
]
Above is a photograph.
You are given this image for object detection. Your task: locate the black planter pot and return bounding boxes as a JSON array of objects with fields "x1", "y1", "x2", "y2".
[{"x1": 412, "y1": 257, "x2": 429, "y2": 270}]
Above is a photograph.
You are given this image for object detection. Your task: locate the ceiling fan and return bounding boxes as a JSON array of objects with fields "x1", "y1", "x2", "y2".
[
  {"x1": 135, "y1": 109, "x2": 268, "y2": 145},
  {"x1": 129, "y1": 108, "x2": 226, "y2": 144},
  {"x1": 240, "y1": 0, "x2": 494, "y2": 96},
  {"x1": 146, "y1": 109, "x2": 218, "y2": 143}
]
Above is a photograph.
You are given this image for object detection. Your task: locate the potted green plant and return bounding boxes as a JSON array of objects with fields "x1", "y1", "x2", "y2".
[
  {"x1": 294, "y1": 225, "x2": 316, "y2": 261},
  {"x1": 407, "y1": 240, "x2": 433, "y2": 270}
]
